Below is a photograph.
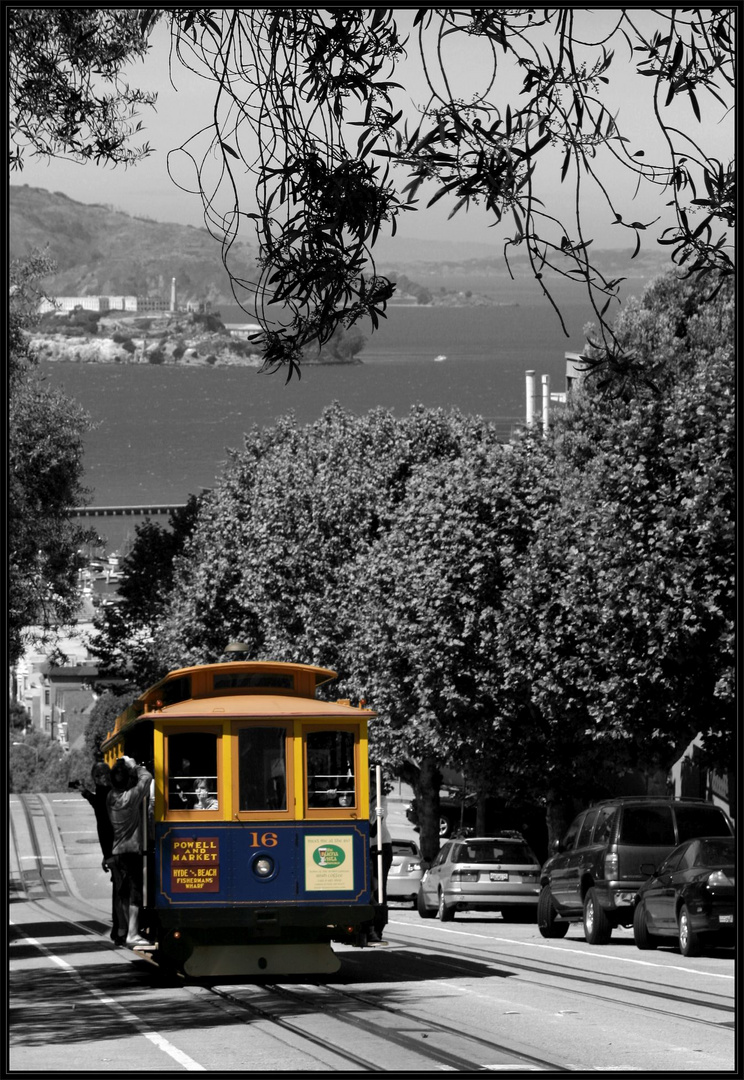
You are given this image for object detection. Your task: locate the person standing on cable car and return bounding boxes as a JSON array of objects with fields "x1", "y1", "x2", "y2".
[
  {"x1": 107, "y1": 755, "x2": 152, "y2": 948},
  {"x1": 80, "y1": 761, "x2": 123, "y2": 945},
  {"x1": 369, "y1": 768, "x2": 393, "y2": 942}
]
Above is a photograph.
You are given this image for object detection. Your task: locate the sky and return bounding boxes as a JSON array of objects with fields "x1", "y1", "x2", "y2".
[{"x1": 11, "y1": 9, "x2": 734, "y2": 255}]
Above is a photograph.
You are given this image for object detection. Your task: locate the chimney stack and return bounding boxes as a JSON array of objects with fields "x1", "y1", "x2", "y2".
[{"x1": 525, "y1": 370, "x2": 536, "y2": 427}]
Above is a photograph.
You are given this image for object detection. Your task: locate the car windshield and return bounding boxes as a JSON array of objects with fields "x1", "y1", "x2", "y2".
[
  {"x1": 392, "y1": 841, "x2": 418, "y2": 857},
  {"x1": 454, "y1": 841, "x2": 536, "y2": 865}
]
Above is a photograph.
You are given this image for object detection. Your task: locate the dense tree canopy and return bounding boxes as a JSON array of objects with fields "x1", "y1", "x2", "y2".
[
  {"x1": 496, "y1": 273, "x2": 735, "y2": 825},
  {"x1": 102, "y1": 269, "x2": 730, "y2": 853},
  {"x1": 8, "y1": 7, "x2": 734, "y2": 379},
  {"x1": 8, "y1": 255, "x2": 93, "y2": 665}
]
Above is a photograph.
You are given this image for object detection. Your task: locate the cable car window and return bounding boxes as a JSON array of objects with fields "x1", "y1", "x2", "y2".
[
  {"x1": 307, "y1": 730, "x2": 356, "y2": 808},
  {"x1": 238, "y1": 727, "x2": 287, "y2": 811},
  {"x1": 214, "y1": 673, "x2": 294, "y2": 690},
  {"x1": 167, "y1": 732, "x2": 218, "y2": 810},
  {"x1": 161, "y1": 676, "x2": 191, "y2": 706}
]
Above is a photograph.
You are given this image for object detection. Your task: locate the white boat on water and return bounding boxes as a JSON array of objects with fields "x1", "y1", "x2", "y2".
[{"x1": 433, "y1": 354, "x2": 447, "y2": 362}]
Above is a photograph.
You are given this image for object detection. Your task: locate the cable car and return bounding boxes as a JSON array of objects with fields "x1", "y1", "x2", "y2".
[{"x1": 101, "y1": 657, "x2": 376, "y2": 976}]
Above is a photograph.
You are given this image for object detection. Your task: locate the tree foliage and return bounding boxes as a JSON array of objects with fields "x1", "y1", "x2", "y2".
[
  {"x1": 83, "y1": 688, "x2": 140, "y2": 765},
  {"x1": 9, "y1": 255, "x2": 93, "y2": 665},
  {"x1": 88, "y1": 495, "x2": 204, "y2": 686},
  {"x1": 164, "y1": 7, "x2": 734, "y2": 377},
  {"x1": 8, "y1": 8, "x2": 734, "y2": 381},
  {"x1": 496, "y1": 272, "x2": 735, "y2": 825},
  {"x1": 9, "y1": 730, "x2": 73, "y2": 794},
  {"x1": 132, "y1": 272, "x2": 732, "y2": 852},
  {"x1": 8, "y1": 7, "x2": 157, "y2": 170}
]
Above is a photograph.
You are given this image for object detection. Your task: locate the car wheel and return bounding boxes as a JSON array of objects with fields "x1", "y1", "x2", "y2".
[
  {"x1": 678, "y1": 905, "x2": 699, "y2": 957},
  {"x1": 437, "y1": 889, "x2": 454, "y2": 922},
  {"x1": 439, "y1": 816, "x2": 451, "y2": 838},
  {"x1": 632, "y1": 900, "x2": 658, "y2": 950},
  {"x1": 583, "y1": 888, "x2": 612, "y2": 944},
  {"x1": 416, "y1": 887, "x2": 436, "y2": 919},
  {"x1": 537, "y1": 884, "x2": 569, "y2": 939}
]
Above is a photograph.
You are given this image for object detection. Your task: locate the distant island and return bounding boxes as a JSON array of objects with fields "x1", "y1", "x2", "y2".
[
  {"x1": 29, "y1": 309, "x2": 365, "y2": 368},
  {"x1": 12, "y1": 183, "x2": 673, "y2": 368}
]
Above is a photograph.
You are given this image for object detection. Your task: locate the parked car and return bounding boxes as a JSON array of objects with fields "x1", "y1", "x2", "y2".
[
  {"x1": 632, "y1": 835, "x2": 735, "y2": 956},
  {"x1": 385, "y1": 838, "x2": 424, "y2": 905},
  {"x1": 538, "y1": 797, "x2": 734, "y2": 944},
  {"x1": 417, "y1": 834, "x2": 541, "y2": 922},
  {"x1": 406, "y1": 788, "x2": 477, "y2": 838},
  {"x1": 406, "y1": 793, "x2": 549, "y2": 861}
]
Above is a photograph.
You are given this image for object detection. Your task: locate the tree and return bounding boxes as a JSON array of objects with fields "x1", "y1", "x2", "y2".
[
  {"x1": 151, "y1": 404, "x2": 553, "y2": 860},
  {"x1": 9, "y1": 9, "x2": 734, "y2": 381},
  {"x1": 338, "y1": 434, "x2": 555, "y2": 862},
  {"x1": 9, "y1": 730, "x2": 71, "y2": 794},
  {"x1": 8, "y1": 8, "x2": 157, "y2": 170},
  {"x1": 9, "y1": 254, "x2": 93, "y2": 665},
  {"x1": 154, "y1": 404, "x2": 507, "y2": 666},
  {"x1": 165, "y1": 7, "x2": 734, "y2": 377},
  {"x1": 9, "y1": 701, "x2": 31, "y2": 732},
  {"x1": 496, "y1": 272, "x2": 734, "y2": 840},
  {"x1": 88, "y1": 495, "x2": 204, "y2": 686},
  {"x1": 82, "y1": 688, "x2": 141, "y2": 770}
]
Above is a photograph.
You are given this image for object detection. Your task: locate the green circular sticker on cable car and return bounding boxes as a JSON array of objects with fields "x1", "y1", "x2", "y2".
[{"x1": 313, "y1": 844, "x2": 345, "y2": 868}]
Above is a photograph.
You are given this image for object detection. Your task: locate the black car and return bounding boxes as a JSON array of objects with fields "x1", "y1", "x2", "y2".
[
  {"x1": 406, "y1": 788, "x2": 477, "y2": 838},
  {"x1": 538, "y1": 797, "x2": 734, "y2": 944},
  {"x1": 407, "y1": 792, "x2": 549, "y2": 861},
  {"x1": 632, "y1": 835, "x2": 735, "y2": 956}
]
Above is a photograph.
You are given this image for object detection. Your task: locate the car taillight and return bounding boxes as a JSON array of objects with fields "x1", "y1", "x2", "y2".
[
  {"x1": 707, "y1": 870, "x2": 734, "y2": 887},
  {"x1": 451, "y1": 871, "x2": 479, "y2": 883},
  {"x1": 604, "y1": 853, "x2": 618, "y2": 879},
  {"x1": 409, "y1": 862, "x2": 422, "y2": 871}
]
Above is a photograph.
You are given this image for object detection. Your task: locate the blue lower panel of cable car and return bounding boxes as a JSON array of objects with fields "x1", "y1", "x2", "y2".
[
  {"x1": 149, "y1": 822, "x2": 374, "y2": 975},
  {"x1": 155, "y1": 821, "x2": 371, "y2": 906}
]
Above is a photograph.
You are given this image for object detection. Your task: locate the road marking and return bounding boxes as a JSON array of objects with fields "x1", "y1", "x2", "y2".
[
  {"x1": 9, "y1": 921, "x2": 205, "y2": 1070},
  {"x1": 390, "y1": 920, "x2": 735, "y2": 980}
]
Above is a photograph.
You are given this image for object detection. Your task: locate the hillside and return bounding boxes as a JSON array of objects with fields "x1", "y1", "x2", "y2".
[
  {"x1": 10, "y1": 184, "x2": 672, "y2": 310},
  {"x1": 9, "y1": 184, "x2": 260, "y2": 307}
]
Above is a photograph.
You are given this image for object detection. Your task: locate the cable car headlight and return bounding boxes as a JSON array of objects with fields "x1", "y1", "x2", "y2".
[{"x1": 253, "y1": 855, "x2": 275, "y2": 878}]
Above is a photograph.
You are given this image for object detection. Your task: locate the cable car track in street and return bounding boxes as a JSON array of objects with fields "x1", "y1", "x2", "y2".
[
  {"x1": 202, "y1": 979, "x2": 570, "y2": 1072},
  {"x1": 11, "y1": 794, "x2": 565, "y2": 1071},
  {"x1": 11, "y1": 794, "x2": 733, "y2": 1071},
  {"x1": 10, "y1": 793, "x2": 66, "y2": 902},
  {"x1": 379, "y1": 924, "x2": 735, "y2": 1032}
]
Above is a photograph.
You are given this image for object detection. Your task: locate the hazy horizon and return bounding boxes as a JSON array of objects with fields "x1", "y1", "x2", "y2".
[{"x1": 12, "y1": 11, "x2": 733, "y2": 258}]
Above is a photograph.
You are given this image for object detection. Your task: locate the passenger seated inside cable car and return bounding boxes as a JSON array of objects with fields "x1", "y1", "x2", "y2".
[
  {"x1": 167, "y1": 731, "x2": 218, "y2": 811},
  {"x1": 194, "y1": 778, "x2": 218, "y2": 810},
  {"x1": 306, "y1": 730, "x2": 357, "y2": 809}
]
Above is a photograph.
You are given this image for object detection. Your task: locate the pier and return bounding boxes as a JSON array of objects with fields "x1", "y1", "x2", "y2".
[
  {"x1": 70, "y1": 503, "x2": 187, "y2": 520},
  {"x1": 69, "y1": 504, "x2": 188, "y2": 555}
]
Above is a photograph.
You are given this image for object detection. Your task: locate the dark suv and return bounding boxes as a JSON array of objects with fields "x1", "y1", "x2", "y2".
[{"x1": 538, "y1": 797, "x2": 734, "y2": 944}]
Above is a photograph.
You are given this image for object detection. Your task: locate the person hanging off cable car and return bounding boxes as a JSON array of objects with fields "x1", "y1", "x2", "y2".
[{"x1": 368, "y1": 768, "x2": 393, "y2": 942}]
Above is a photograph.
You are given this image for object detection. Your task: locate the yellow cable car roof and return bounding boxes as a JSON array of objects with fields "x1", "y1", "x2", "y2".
[
  {"x1": 144, "y1": 695, "x2": 377, "y2": 720},
  {"x1": 149, "y1": 658, "x2": 340, "y2": 690}
]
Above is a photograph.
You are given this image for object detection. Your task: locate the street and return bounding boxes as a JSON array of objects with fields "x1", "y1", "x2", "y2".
[{"x1": 9, "y1": 792, "x2": 735, "y2": 1073}]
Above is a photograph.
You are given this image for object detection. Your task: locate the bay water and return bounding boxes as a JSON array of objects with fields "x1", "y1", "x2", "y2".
[{"x1": 42, "y1": 298, "x2": 604, "y2": 550}]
